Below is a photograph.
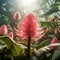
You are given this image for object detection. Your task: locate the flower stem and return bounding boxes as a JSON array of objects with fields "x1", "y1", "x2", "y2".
[{"x1": 27, "y1": 36, "x2": 31, "y2": 59}]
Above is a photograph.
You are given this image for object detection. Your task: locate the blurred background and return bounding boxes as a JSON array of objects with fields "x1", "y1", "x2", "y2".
[{"x1": 0, "y1": 0, "x2": 60, "y2": 24}]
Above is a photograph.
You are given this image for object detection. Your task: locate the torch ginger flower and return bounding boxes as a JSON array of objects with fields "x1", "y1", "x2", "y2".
[
  {"x1": 0, "y1": 25, "x2": 8, "y2": 35},
  {"x1": 0, "y1": 25, "x2": 14, "y2": 39},
  {"x1": 54, "y1": 28, "x2": 60, "y2": 34},
  {"x1": 13, "y1": 11, "x2": 21, "y2": 20},
  {"x1": 16, "y1": 14, "x2": 45, "y2": 41},
  {"x1": 50, "y1": 37, "x2": 59, "y2": 50}
]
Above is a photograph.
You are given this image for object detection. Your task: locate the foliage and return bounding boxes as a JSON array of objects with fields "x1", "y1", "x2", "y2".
[
  {"x1": 41, "y1": 0, "x2": 60, "y2": 20},
  {"x1": 0, "y1": 36, "x2": 26, "y2": 60},
  {"x1": 0, "y1": 0, "x2": 60, "y2": 60},
  {"x1": 0, "y1": 15, "x2": 10, "y2": 26}
]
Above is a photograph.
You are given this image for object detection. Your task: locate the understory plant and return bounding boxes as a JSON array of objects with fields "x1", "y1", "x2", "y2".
[{"x1": 0, "y1": 12, "x2": 60, "y2": 60}]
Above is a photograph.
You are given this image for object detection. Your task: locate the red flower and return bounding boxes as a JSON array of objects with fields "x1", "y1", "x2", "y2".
[
  {"x1": 13, "y1": 11, "x2": 21, "y2": 20},
  {"x1": 0, "y1": 25, "x2": 8, "y2": 35},
  {"x1": 54, "y1": 28, "x2": 59, "y2": 34},
  {"x1": 50, "y1": 37, "x2": 59, "y2": 49},
  {"x1": 16, "y1": 14, "x2": 45, "y2": 41},
  {"x1": 8, "y1": 32, "x2": 13, "y2": 39},
  {"x1": 58, "y1": 28, "x2": 60, "y2": 33}
]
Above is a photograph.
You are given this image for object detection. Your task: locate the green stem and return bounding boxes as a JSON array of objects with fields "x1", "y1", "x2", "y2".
[{"x1": 27, "y1": 36, "x2": 31, "y2": 59}]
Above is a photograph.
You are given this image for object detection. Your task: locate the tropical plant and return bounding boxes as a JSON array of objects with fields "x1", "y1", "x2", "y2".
[{"x1": 0, "y1": 0, "x2": 60, "y2": 60}]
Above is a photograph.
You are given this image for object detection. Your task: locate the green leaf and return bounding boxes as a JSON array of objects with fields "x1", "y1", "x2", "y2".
[
  {"x1": 55, "y1": 0, "x2": 60, "y2": 2},
  {"x1": 52, "y1": 50, "x2": 60, "y2": 60},
  {"x1": 0, "y1": 36, "x2": 26, "y2": 57},
  {"x1": 36, "y1": 39, "x2": 51, "y2": 49},
  {"x1": 41, "y1": 7, "x2": 59, "y2": 17},
  {"x1": 0, "y1": 45, "x2": 6, "y2": 50},
  {"x1": 41, "y1": 21, "x2": 52, "y2": 27}
]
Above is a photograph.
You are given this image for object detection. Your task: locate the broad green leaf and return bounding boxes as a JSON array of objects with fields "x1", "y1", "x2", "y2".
[
  {"x1": 52, "y1": 50, "x2": 60, "y2": 60},
  {"x1": 36, "y1": 38, "x2": 51, "y2": 49},
  {"x1": 0, "y1": 36, "x2": 26, "y2": 57}
]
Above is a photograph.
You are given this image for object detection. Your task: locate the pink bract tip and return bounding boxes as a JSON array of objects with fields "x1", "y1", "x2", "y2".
[
  {"x1": 0, "y1": 25, "x2": 8, "y2": 35},
  {"x1": 13, "y1": 11, "x2": 21, "y2": 20},
  {"x1": 50, "y1": 37, "x2": 59, "y2": 49}
]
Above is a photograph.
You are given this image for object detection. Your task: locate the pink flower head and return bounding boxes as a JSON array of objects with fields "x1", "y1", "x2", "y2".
[
  {"x1": 13, "y1": 11, "x2": 21, "y2": 20},
  {"x1": 54, "y1": 28, "x2": 59, "y2": 34},
  {"x1": 8, "y1": 32, "x2": 13, "y2": 39},
  {"x1": 50, "y1": 37, "x2": 59, "y2": 49},
  {"x1": 0, "y1": 25, "x2": 8, "y2": 35},
  {"x1": 16, "y1": 13, "x2": 45, "y2": 41}
]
